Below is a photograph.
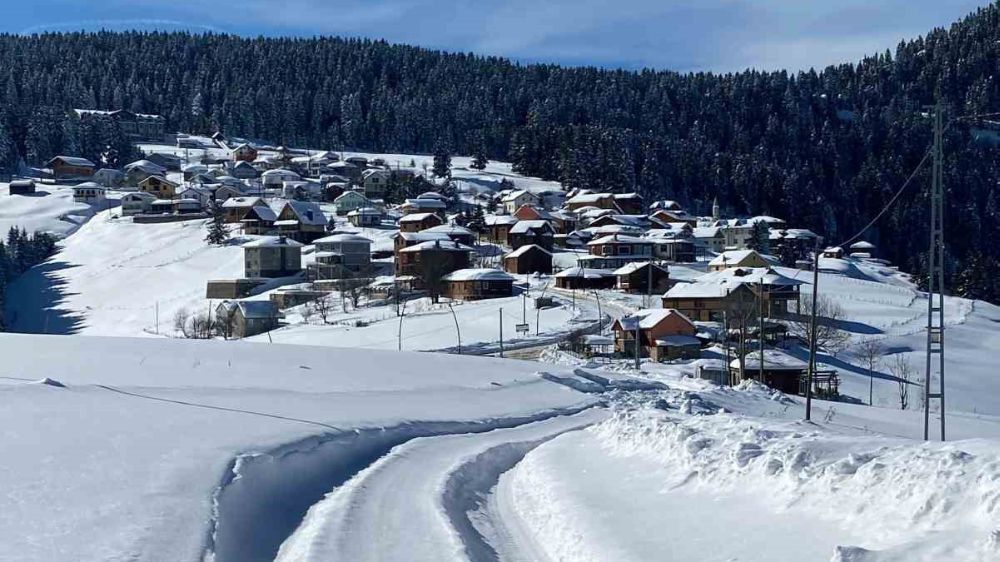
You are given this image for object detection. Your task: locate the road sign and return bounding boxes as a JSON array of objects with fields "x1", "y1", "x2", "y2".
[{"x1": 515, "y1": 323, "x2": 530, "y2": 334}]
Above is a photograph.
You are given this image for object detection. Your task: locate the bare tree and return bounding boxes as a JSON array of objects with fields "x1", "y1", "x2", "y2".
[
  {"x1": 215, "y1": 306, "x2": 238, "y2": 339},
  {"x1": 173, "y1": 308, "x2": 192, "y2": 338},
  {"x1": 854, "y1": 338, "x2": 885, "y2": 406},
  {"x1": 309, "y1": 294, "x2": 335, "y2": 324},
  {"x1": 888, "y1": 354, "x2": 915, "y2": 410},
  {"x1": 786, "y1": 294, "x2": 850, "y2": 355}
]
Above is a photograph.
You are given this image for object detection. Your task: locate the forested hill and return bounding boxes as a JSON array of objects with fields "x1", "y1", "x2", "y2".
[{"x1": 2, "y1": 5, "x2": 1000, "y2": 298}]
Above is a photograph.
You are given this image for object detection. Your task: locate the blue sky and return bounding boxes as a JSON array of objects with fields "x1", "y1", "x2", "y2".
[{"x1": 3, "y1": 0, "x2": 992, "y2": 72}]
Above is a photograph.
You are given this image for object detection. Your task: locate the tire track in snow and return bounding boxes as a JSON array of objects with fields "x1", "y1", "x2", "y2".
[{"x1": 272, "y1": 409, "x2": 607, "y2": 562}]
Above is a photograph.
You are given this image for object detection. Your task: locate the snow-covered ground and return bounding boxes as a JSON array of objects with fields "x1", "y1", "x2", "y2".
[{"x1": 0, "y1": 181, "x2": 109, "y2": 237}]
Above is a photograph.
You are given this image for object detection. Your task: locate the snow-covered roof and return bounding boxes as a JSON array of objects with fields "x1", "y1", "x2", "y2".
[
  {"x1": 664, "y1": 267, "x2": 803, "y2": 299},
  {"x1": 708, "y1": 250, "x2": 770, "y2": 267},
  {"x1": 124, "y1": 159, "x2": 166, "y2": 173},
  {"x1": 73, "y1": 182, "x2": 105, "y2": 191},
  {"x1": 654, "y1": 335, "x2": 701, "y2": 347},
  {"x1": 396, "y1": 231, "x2": 452, "y2": 242},
  {"x1": 334, "y1": 191, "x2": 370, "y2": 202},
  {"x1": 567, "y1": 193, "x2": 613, "y2": 205},
  {"x1": 504, "y1": 244, "x2": 552, "y2": 258},
  {"x1": 313, "y1": 233, "x2": 372, "y2": 245},
  {"x1": 422, "y1": 225, "x2": 473, "y2": 236},
  {"x1": 613, "y1": 262, "x2": 668, "y2": 276},
  {"x1": 262, "y1": 168, "x2": 301, "y2": 179},
  {"x1": 139, "y1": 175, "x2": 178, "y2": 187},
  {"x1": 649, "y1": 200, "x2": 682, "y2": 211},
  {"x1": 484, "y1": 215, "x2": 518, "y2": 226},
  {"x1": 441, "y1": 268, "x2": 515, "y2": 282},
  {"x1": 615, "y1": 309, "x2": 695, "y2": 331},
  {"x1": 587, "y1": 234, "x2": 649, "y2": 245},
  {"x1": 730, "y1": 349, "x2": 807, "y2": 371},
  {"x1": 501, "y1": 189, "x2": 537, "y2": 203},
  {"x1": 851, "y1": 240, "x2": 876, "y2": 250},
  {"x1": 219, "y1": 300, "x2": 277, "y2": 320},
  {"x1": 417, "y1": 191, "x2": 446, "y2": 200},
  {"x1": 346, "y1": 207, "x2": 381, "y2": 216},
  {"x1": 397, "y1": 240, "x2": 473, "y2": 253},
  {"x1": 403, "y1": 198, "x2": 447, "y2": 210},
  {"x1": 692, "y1": 226, "x2": 723, "y2": 238},
  {"x1": 221, "y1": 197, "x2": 263, "y2": 208},
  {"x1": 399, "y1": 212, "x2": 440, "y2": 223},
  {"x1": 277, "y1": 200, "x2": 327, "y2": 226},
  {"x1": 509, "y1": 220, "x2": 554, "y2": 234},
  {"x1": 554, "y1": 267, "x2": 615, "y2": 279},
  {"x1": 241, "y1": 236, "x2": 304, "y2": 249}
]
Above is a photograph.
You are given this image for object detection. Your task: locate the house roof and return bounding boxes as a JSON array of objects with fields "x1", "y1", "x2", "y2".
[
  {"x1": 422, "y1": 225, "x2": 474, "y2": 236},
  {"x1": 441, "y1": 268, "x2": 515, "y2": 282},
  {"x1": 554, "y1": 267, "x2": 615, "y2": 279},
  {"x1": 509, "y1": 220, "x2": 554, "y2": 234},
  {"x1": 73, "y1": 182, "x2": 105, "y2": 191},
  {"x1": 664, "y1": 267, "x2": 803, "y2": 299},
  {"x1": 417, "y1": 191, "x2": 447, "y2": 200},
  {"x1": 614, "y1": 308, "x2": 695, "y2": 331},
  {"x1": 49, "y1": 156, "x2": 96, "y2": 168},
  {"x1": 221, "y1": 197, "x2": 263, "y2": 208},
  {"x1": 613, "y1": 262, "x2": 668, "y2": 276},
  {"x1": 139, "y1": 175, "x2": 179, "y2": 187},
  {"x1": 241, "y1": 236, "x2": 304, "y2": 248},
  {"x1": 219, "y1": 300, "x2": 277, "y2": 320},
  {"x1": 395, "y1": 231, "x2": 452, "y2": 242},
  {"x1": 262, "y1": 168, "x2": 301, "y2": 179},
  {"x1": 730, "y1": 349, "x2": 807, "y2": 371},
  {"x1": 649, "y1": 200, "x2": 682, "y2": 211},
  {"x1": 399, "y1": 212, "x2": 440, "y2": 223},
  {"x1": 276, "y1": 200, "x2": 327, "y2": 226},
  {"x1": 124, "y1": 159, "x2": 166, "y2": 174},
  {"x1": 313, "y1": 233, "x2": 372, "y2": 244},
  {"x1": 587, "y1": 234, "x2": 649, "y2": 245},
  {"x1": 403, "y1": 198, "x2": 447, "y2": 210},
  {"x1": 335, "y1": 191, "x2": 370, "y2": 202},
  {"x1": 707, "y1": 249, "x2": 768, "y2": 267},
  {"x1": 567, "y1": 192, "x2": 613, "y2": 205},
  {"x1": 501, "y1": 189, "x2": 536, "y2": 203},
  {"x1": 655, "y1": 335, "x2": 701, "y2": 347},
  {"x1": 850, "y1": 240, "x2": 876, "y2": 250},
  {"x1": 504, "y1": 244, "x2": 552, "y2": 258},
  {"x1": 484, "y1": 215, "x2": 518, "y2": 226},
  {"x1": 397, "y1": 239, "x2": 473, "y2": 253}
]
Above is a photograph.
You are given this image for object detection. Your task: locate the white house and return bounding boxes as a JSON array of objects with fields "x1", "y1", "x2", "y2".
[
  {"x1": 72, "y1": 182, "x2": 106, "y2": 204},
  {"x1": 500, "y1": 189, "x2": 539, "y2": 214},
  {"x1": 333, "y1": 191, "x2": 372, "y2": 215},
  {"x1": 120, "y1": 192, "x2": 155, "y2": 216}
]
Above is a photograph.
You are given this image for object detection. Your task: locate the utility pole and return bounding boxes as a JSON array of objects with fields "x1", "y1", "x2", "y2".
[
  {"x1": 805, "y1": 243, "x2": 820, "y2": 421},
  {"x1": 646, "y1": 259, "x2": 653, "y2": 309},
  {"x1": 634, "y1": 316, "x2": 641, "y2": 370},
  {"x1": 925, "y1": 101, "x2": 947, "y2": 441},
  {"x1": 757, "y1": 280, "x2": 765, "y2": 383},
  {"x1": 499, "y1": 308, "x2": 504, "y2": 358}
]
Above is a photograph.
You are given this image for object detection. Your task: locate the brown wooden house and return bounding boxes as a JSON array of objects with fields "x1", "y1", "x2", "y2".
[
  {"x1": 485, "y1": 215, "x2": 518, "y2": 244},
  {"x1": 553, "y1": 267, "x2": 616, "y2": 290},
  {"x1": 441, "y1": 269, "x2": 515, "y2": 301},
  {"x1": 395, "y1": 239, "x2": 473, "y2": 293},
  {"x1": 398, "y1": 212, "x2": 443, "y2": 233},
  {"x1": 612, "y1": 308, "x2": 700, "y2": 361},
  {"x1": 613, "y1": 262, "x2": 673, "y2": 294},
  {"x1": 507, "y1": 220, "x2": 555, "y2": 251},
  {"x1": 503, "y1": 244, "x2": 553, "y2": 275},
  {"x1": 46, "y1": 156, "x2": 95, "y2": 181}
]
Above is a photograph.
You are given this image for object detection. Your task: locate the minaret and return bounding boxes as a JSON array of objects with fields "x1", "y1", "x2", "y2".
[{"x1": 712, "y1": 197, "x2": 720, "y2": 221}]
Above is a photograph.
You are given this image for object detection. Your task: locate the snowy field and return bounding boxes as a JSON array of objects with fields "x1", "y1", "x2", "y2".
[{"x1": 0, "y1": 181, "x2": 108, "y2": 237}]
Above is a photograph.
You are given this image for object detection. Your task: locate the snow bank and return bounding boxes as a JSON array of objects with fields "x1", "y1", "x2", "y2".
[{"x1": 506, "y1": 408, "x2": 1000, "y2": 561}]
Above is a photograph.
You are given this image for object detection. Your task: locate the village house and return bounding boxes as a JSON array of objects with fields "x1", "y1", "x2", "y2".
[
  {"x1": 580, "y1": 234, "x2": 653, "y2": 269},
  {"x1": 612, "y1": 309, "x2": 700, "y2": 361},
  {"x1": 707, "y1": 249, "x2": 772, "y2": 272},
  {"x1": 647, "y1": 234, "x2": 696, "y2": 263},
  {"x1": 120, "y1": 192, "x2": 156, "y2": 216},
  {"x1": 421, "y1": 224, "x2": 476, "y2": 246},
  {"x1": 692, "y1": 226, "x2": 726, "y2": 254},
  {"x1": 92, "y1": 168, "x2": 125, "y2": 188},
  {"x1": 729, "y1": 349, "x2": 812, "y2": 395},
  {"x1": 325, "y1": 161, "x2": 361, "y2": 182},
  {"x1": 613, "y1": 262, "x2": 673, "y2": 294},
  {"x1": 662, "y1": 267, "x2": 803, "y2": 321},
  {"x1": 231, "y1": 143, "x2": 258, "y2": 162},
  {"x1": 395, "y1": 239, "x2": 473, "y2": 292},
  {"x1": 401, "y1": 198, "x2": 447, "y2": 216},
  {"x1": 124, "y1": 160, "x2": 167, "y2": 187},
  {"x1": 512, "y1": 204, "x2": 553, "y2": 222},
  {"x1": 822, "y1": 246, "x2": 845, "y2": 259},
  {"x1": 333, "y1": 190, "x2": 372, "y2": 215},
  {"x1": 399, "y1": 212, "x2": 444, "y2": 233},
  {"x1": 238, "y1": 204, "x2": 279, "y2": 235},
  {"x1": 262, "y1": 168, "x2": 301, "y2": 191},
  {"x1": 312, "y1": 233, "x2": 372, "y2": 280},
  {"x1": 138, "y1": 175, "x2": 179, "y2": 199},
  {"x1": 347, "y1": 207, "x2": 383, "y2": 228},
  {"x1": 500, "y1": 190, "x2": 540, "y2": 214},
  {"x1": 361, "y1": 169, "x2": 392, "y2": 199},
  {"x1": 393, "y1": 231, "x2": 452, "y2": 253},
  {"x1": 770, "y1": 228, "x2": 821, "y2": 259},
  {"x1": 145, "y1": 153, "x2": 182, "y2": 172},
  {"x1": 211, "y1": 184, "x2": 245, "y2": 203},
  {"x1": 46, "y1": 156, "x2": 96, "y2": 181},
  {"x1": 649, "y1": 200, "x2": 683, "y2": 212},
  {"x1": 72, "y1": 182, "x2": 106, "y2": 204},
  {"x1": 553, "y1": 267, "x2": 616, "y2": 290},
  {"x1": 441, "y1": 269, "x2": 516, "y2": 301},
  {"x1": 850, "y1": 240, "x2": 877, "y2": 259},
  {"x1": 588, "y1": 214, "x2": 652, "y2": 231},
  {"x1": 566, "y1": 192, "x2": 617, "y2": 211},
  {"x1": 182, "y1": 164, "x2": 209, "y2": 181},
  {"x1": 215, "y1": 300, "x2": 280, "y2": 339},
  {"x1": 222, "y1": 197, "x2": 269, "y2": 223},
  {"x1": 650, "y1": 208, "x2": 698, "y2": 226},
  {"x1": 8, "y1": 179, "x2": 35, "y2": 195},
  {"x1": 507, "y1": 220, "x2": 555, "y2": 251},
  {"x1": 549, "y1": 210, "x2": 578, "y2": 234},
  {"x1": 271, "y1": 200, "x2": 328, "y2": 243},
  {"x1": 242, "y1": 236, "x2": 303, "y2": 278},
  {"x1": 75, "y1": 109, "x2": 165, "y2": 140},
  {"x1": 503, "y1": 244, "x2": 553, "y2": 275},
  {"x1": 229, "y1": 161, "x2": 260, "y2": 180},
  {"x1": 613, "y1": 193, "x2": 645, "y2": 214},
  {"x1": 484, "y1": 215, "x2": 518, "y2": 244}
]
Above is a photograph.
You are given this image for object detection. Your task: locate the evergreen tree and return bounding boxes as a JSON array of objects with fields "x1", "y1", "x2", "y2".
[
  {"x1": 205, "y1": 202, "x2": 229, "y2": 245},
  {"x1": 747, "y1": 221, "x2": 770, "y2": 254},
  {"x1": 432, "y1": 143, "x2": 452, "y2": 179}
]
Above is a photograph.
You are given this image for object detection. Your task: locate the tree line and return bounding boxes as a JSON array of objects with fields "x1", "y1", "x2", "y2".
[{"x1": 1, "y1": 5, "x2": 1000, "y2": 299}]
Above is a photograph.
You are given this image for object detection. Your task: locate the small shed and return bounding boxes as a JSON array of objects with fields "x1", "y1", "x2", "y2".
[
  {"x1": 729, "y1": 349, "x2": 808, "y2": 395},
  {"x1": 9, "y1": 180, "x2": 35, "y2": 195},
  {"x1": 553, "y1": 267, "x2": 616, "y2": 290}
]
